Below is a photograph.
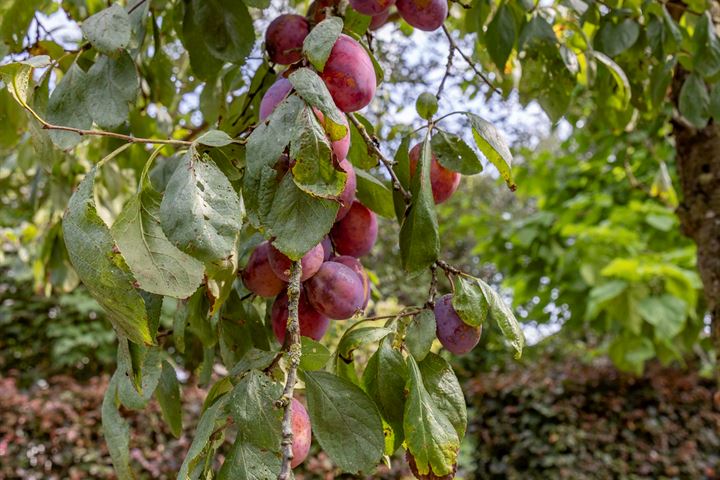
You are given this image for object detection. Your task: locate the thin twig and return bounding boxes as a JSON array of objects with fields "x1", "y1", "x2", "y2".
[
  {"x1": 359, "y1": 309, "x2": 423, "y2": 322},
  {"x1": 426, "y1": 264, "x2": 438, "y2": 308},
  {"x1": 442, "y1": 25, "x2": 501, "y2": 95},
  {"x1": 436, "y1": 43, "x2": 455, "y2": 100},
  {"x1": 347, "y1": 113, "x2": 412, "y2": 202},
  {"x1": 276, "y1": 261, "x2": 303, "y2": 480},
  {"x1": 435, "y1": 259, "x2": 467, "y2": 277}
]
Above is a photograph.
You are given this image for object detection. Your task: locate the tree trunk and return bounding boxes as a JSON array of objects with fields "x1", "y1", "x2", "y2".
[{"x1": 671, "y1": 69, "x2": 720, "y2": 383}]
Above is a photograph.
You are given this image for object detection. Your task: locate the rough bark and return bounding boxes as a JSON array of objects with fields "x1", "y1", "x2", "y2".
[{"x1": 671, "y1": 69, "x2": 720, "y2": 377}]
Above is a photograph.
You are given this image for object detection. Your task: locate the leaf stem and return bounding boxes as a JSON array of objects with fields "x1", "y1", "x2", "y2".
[
  {"x1": 347, "y1": 113, "x2": 412, "y2": 202},
  {"x1": 277, "y1": 260, "x2": 303, "y2": 480}
]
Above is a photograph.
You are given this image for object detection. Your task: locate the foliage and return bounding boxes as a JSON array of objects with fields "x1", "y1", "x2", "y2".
[{"x1": 466, "y1": 352, "x2": 720, "y2": 479}]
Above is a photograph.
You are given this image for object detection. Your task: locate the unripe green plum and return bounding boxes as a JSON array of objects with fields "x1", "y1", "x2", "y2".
[
  {"x1": 330, "y1": 201, "x2": 378, "y2": 257},
  {"x1": 396, "y1": 0, "x2": 447, "y2": 31},
  {"x1": 265, "y1": 15, "x2": 310, "y2": 64},
  {"x1": 271, "y1": 289, "x2": 330, "y2": 344},
  {"x1": 306, "y1": 261, "x2": 365, "y2": 319},
  {"x1": 268, "y1": 243, "x2": 324, "y2": 282},
  {"x1": 290, "y1": 398, "x2": 312, "y2": 468},
  {"x1": 241, "y1": 242, "x2": 286, "y2": 298},
  {"x1": 321, "y1": 35, "x2": 376, "y2": 112},
  {"x1": 408, "y1": 143, "x2": 460, "y2": 204},
  {"x1": 434, "y1": 294, "x2": 482, "y2": 355}
]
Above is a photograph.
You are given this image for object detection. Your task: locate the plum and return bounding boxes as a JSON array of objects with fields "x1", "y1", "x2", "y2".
[
  {"x1": 321, "y1": 236, "x2": 333, "y2": 261},
  {"x1": 307, "y1": 0, "x2": 340, "y2": 23},
  {"x1": 408, "y1": 143, "x2": 461, "y2": 204},
  {"x1": 313, "y1": 109, "x2": 350, "y2": 161},
  {"x1": 306, "y1": 261, "x2": 365, "y2": 319},
  {"x1": 265, "y1": 14, "x2": 310, "y2": 65},
  {"x1": 268, "y1": 243, "x2": 324, "y2": 282},
  {"x1": 396, "y1": 0, "x2": 447, "y2": 32},
  {"x1": 330, "y1": 201, "x2": 378, "y2": 257},
  {"x1": 434, "y1": 294, "x2": 482, "y2": 355},
  {"x1": 369, "y1": 9, "x2": 391, "y2": 30},
  {"x1": 321, "y1": 35, "x2": 377, "y2": 112},
  {"x1": 271, "y1": 289, "x2": 330, "y2": 344},
  {"x1": 349, "y1": 0, "x2": 395, "y2": 16},
  {"x1": 259, "y1": 76, "x2": 293, "y2": 122},
  {"x1": 241, "y1": 242, "x2": 286, "y2": 298},
  {"x1": 332, "y1": 255, "x2": 370, "y2": 308},
  {"x1": 290, "y1": 398, "x2": 312, "y2": 468},
  {"x1": 336, "y1": 158, "x2": 357, "y2": 221}
]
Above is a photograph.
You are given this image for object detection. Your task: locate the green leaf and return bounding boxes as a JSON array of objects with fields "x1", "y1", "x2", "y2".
[
  {"x1": 476, "y1": 278, "x2": 524, "y2": 358},
  {"x1": 431, "y1": 131, "x2": 483, "y2": 175},
  {"x1": 518, "y1": 15, "x2": 556, "y2": 49},
  {"x1": 102, "y1": 373, "x2": 134, "y2": 480},
  {"x1": 608, "y1": 334, "x2": 655, "y2": 375},
  {"x1": 710, "y1": 84, "x2": 720, "y2": 120},
  {"x1": 405, "y1": 309, "x2": 436, "y2": 362},
  {"x1": 347, "y1": 114, "x2": 379, "y2": 169},
  {"x1": 263, "y1": 174, "x2": 339, "y2": 260},
  {"x1": 117, "y1": 339, "x2": 163, "y2": 409},
  {"x1": 344, "y1": 8, "x2": 372, "y2": 36},
  {"x1": 304, "y1": 371, "x2": 384, "y2": 473},
  {"x1": 193, "y1": 0, "x2": 255, "y2": 64},
  {"x1": 679, "y1": 73, "x2": 710, "y2": 129},
  {"x1": 404, "y1": 355, "x2": 459, "y2": 477},
  {"x1": 81, "y1": 4, "x2": 131, "y2": 56},
  {"x1": 156, "y1": 360, "x2": 183, "y2": 438},
  {"x1": 86, "y1": 53, "x2": 138, "y2": 129},
  {"x1": 466, "y1": 113, "x2": 515, "y2": 190},
  {"x1": 290, "y1": 106, "x2": 347, "y2": 198},
  {"x1": 362, "y1": 338, "x2": 408, "y2": 452},
  {"x1": 485, "y1": 4, "x2": 516, "y2": 70},
  {"x1": 593, "y1": 51, "x2": 632, "y2": 110},
  {"x1": 694, "y1": 12, "x2": 720, "y2": 79},
  {"x1": 217, "y1": 439, "x2": 281, "y2": 480},
  {"x1": 181, "y1": 1, "x2": 223, "y2": 81},
  {"x1": 288, "y1": 68, "x2": 347, "y2": 141},
  {"x1": 637, "y1": 295, "x2": 687, "y2": 340},
  {"x1": 452, "y1": 276, "x2": 489, "y2": 327},
  {"x1": 160, "y1": 148, "x2": 243, "y2": 268},
  {"x1": 399, "y1": 136, "x2": 439, "y2": 272},
  {"x1": 178, "y1": 395, "x2": 229, "y2": 479},
  {"x1": 242, "y1": 0, "x2": 270, "y2": 8},
  {"x1": 47, "y1": 64, "x2": 92, "y2": 150},
  {"x1": 354, "y1": 169, "x2": 395, "y2": 218},
  {"x1": 63, "y1": 167, "x2": 152, "y2": 345},
  {"x1": 196, "y1": 129, "x2": 234, "y2": 147},
  {"x1": 661, "y1": 6, "x2": 683, "y2": 53},
  {"x1": 303, "y1": 17, "x2": 343, "y2": 72},
  {"x1": 0, "y1": 56, "x2": 51, "y2": 107},
  {"x1": 112, "y1": 160, "x2": 204, "y2": 299},
  {"x1": 597, "y1": 19, "x2": 639, "y2": 57},
  {"x1": 337, "y1": 326, "x2": 394, "y2": 360},
  {"x1": 418, "y1": 353, "x2": 467, "y2": 440},
  {"x1": 228, "y1": 370, "x2": 283, "y2": 450},
  {"x1": 229, "y1": 348, "x2": 278, "y2": 376},
  {"x1": 300, "y1": 337, "x2": 332, "y2": 371}
]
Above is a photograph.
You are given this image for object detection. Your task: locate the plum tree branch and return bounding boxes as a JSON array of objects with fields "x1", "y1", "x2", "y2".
[
  {"x1": 347, "y1": 113, "x2": 412, "y2": 202},
  {"x1": 276, "y1": 261, "x2": 303, "y2": 480},
  {"x1": 436, "y1": 42, "x2": 455, "y2": 100},
  {"x1": 442, "y1": 25, "x2": 500, "y2": 95}
]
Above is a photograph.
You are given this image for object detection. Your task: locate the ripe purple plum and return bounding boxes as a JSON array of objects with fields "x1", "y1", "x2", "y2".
[
  {"x1": 332, "y1": 255, "x2": 370, "y2": 308},
  {"x1": 290, "y1": 398, "x2": 312, "y2": 468},
  {"x1": 268, "y1": 243, "x2": 324, "y2": 282},
  {"x1": 306, "y1": 261, "x2": 365, "y2": 319},
  {"x1": 330, "y1": 201, "x2": 378, "y2": 257},
  {"x1": 271, "y1": 290, "x2": 330, "y2": 344},
  {"x1": 307, "y1": 0, "x2": 340, "y2": 23},
  {"x1": 321, "y1": 236, "x2": 333, "y2": 260},
  {"x1": 265, "y1": 14, "x2": 310, "y2": 65},
  {"x1": 349, "y1": 0, "x2": 395, "y2": 16},
  {"x1": 434, "y1": 294, "x2": 482, "y2": 355},
  {"x1": 369, "y1": 9, "x2": 391, "y2": 30},
  {"x1": 321, "y1": 35, "x2": 377, "y2": 112},
  {"x1": 408, "y1": 143, "x2": 461, "y2": 204},
  {"x1": 336, "y1": 158, "x2": 357, "y2": 221},
  {"x1": 241, "y1": 242, "x2": 286, "y2": 298},
  {"x1": 259, "y1": 76, "x2": 293, "y2": 122},
  {"x1": 313, "y1": 108, "x2": 350, "y2": 161},
  {"x1": 396, "y1": 0, "x2": 447, "y2": 32}
]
